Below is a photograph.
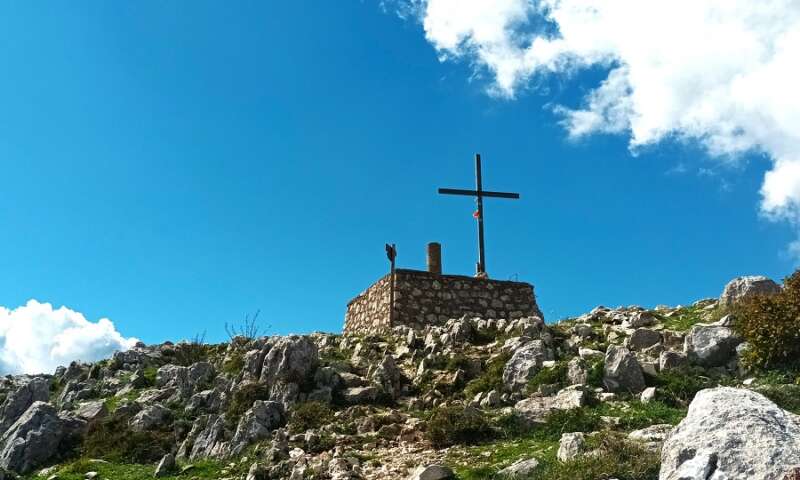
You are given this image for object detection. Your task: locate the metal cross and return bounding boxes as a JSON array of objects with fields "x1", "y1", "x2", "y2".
[{"x1": 438, "y1": 153, "x2": 520, "y2": 276}]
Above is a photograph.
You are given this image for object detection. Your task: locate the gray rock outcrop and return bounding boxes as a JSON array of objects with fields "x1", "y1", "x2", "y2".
[
  {"x1": 0, "y1": 401, "x2": 85, "y2": 474},
  {"x1": 719, "y1": 276, "x2": 781, "y2": 306},
  {"x1": 503, "y1": 340, "x2": 553, "y2": 392},
  {"x1": 0, "y1": 377, "x2": 50, "y2": 432},
  {"x1": 684, "y1": 325, "x2": 741, "y2": 367},
  {"x1": 660, "y1": 387, "x2": 800, "y2": 480},
  {"x1": 603, "y1": 345, "x2": 645, "y2": 393}
]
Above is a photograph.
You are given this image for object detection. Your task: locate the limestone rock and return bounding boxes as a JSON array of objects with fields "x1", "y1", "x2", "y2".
[
  {"x1": 659, "y1": 351, "x2": 688, "y2": 371},
  {"x1": 230, "y1": 401, "x2": 286, "y2": 456},
  {"x1": 497, "y1": 457, "x2": 539, "y2": 478},
  {"x1": 0, "y1": 402, "x2": 85, "y2": 474},
  {"x1": 719, "y1": 276, "x2": 780, "y2": 307},
  {"x1": 130, "y1": 404, "x2": 172, "y2": 432},
  {"x1": 567, "y1": 357, "x2": 588, "y2": 385},
  {"x1": 629, "y1": 329, "x2": 661, "y2": 351},
  {"x1": 628, "y1": 424, "x2": 672, "y2": 452},
  {"x1": 660, "y1": 387, "x2": 800, "y2": 480},
  {"x1": 408, "y1": 464, "x2": 454, "y2": 480},
  {"x1": 603, "y1": 346, "x2": 645, "y2": 393},
  {"x1": 641, "y1": 387, "x2": 657, "y2": 403},
  {"x1": 0, "y1": 377, "x2": 50, "y2": 432},
  {"x1": 557, "y1": 432, "x2": 586, "y2": 462},
  {"x1": 684, "y1": 325, "x2": 741, "y2": 367},
  {"x1": 502, "y1": 340, "x2": 553, "y2": 392},
  {"x1": 154, "y1": 453, "x2": 176, "y2": 477}
]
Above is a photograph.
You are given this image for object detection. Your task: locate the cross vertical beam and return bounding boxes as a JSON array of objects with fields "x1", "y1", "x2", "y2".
[
  {"x1": 475, "y1": 154, "x2": 486, "y2": 275},
  {"x1": 438, "y1": 153, "x2": 519, "y2": 277}
]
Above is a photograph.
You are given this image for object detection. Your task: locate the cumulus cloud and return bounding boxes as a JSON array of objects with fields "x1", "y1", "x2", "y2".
[
  {"x1": 391, "y1": 0, "x2": 800, "y2": 240},
  {"x1": 0, "y1": 300, "x2": 138, "y2": 375}
]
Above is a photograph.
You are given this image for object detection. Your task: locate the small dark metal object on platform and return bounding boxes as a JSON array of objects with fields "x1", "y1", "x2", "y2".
[
  {"x1": 438, "y1": 153, "x2": 519, "y2": 276},
  {"x1": 385, "y1": 243, "x2": 397, "y2": 326}
]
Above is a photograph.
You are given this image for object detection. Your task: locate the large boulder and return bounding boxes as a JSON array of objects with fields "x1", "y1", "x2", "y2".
[
  {"x1": 0, "y1": 377, "x2": 50, "y2": 432},
  {"x1": 259, "y1": 336, "x2": 318, "y2": 385},
  {"x1": 230, "y1": 401, "x2": 286, "y2": 456},
  {"x1": 660, "y1": 387, "x2": 800, "y2": 480},
  {"x1": 603, "y1": 345, "x2": 645, "y2": 393},
  {"x1": 719, "y1": 276, "x2": 781, "y2": 306},
  {"x1": 258, "y1": 336, "x2": 319, "y2": 407},
  {"x1": 684, "y1": 325, "x2": 741, "y2": 367},
  {"x1": 129, "y1": 404, "x2": 172, "y2": 432},
  {"x1": 503, "y1": 340, "x2": 553, "y2": 392},
  {"x1": 0, "y1": 402, "x2": 85, "y2": 474}
]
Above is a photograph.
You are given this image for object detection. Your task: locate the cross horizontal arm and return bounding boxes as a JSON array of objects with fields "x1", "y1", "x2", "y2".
[{"x1": 438, "y1": 188, "x2": 520, "y2": 199}]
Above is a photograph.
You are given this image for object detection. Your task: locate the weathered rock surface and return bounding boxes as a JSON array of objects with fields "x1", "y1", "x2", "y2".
[
  {"x1": 503, "y1": 340, "x2": 553, "y2": 391},
  {"x1": 408, "y1": 464, "x2": 454, "y2": 480},
  {"x1": 660, "y1": 387, "x2": 800, "y2": 480},
  {"x1": 0, "y1": 377, "x2": 50, "y2": 432},
  {"x1": 719, "y1": 276, "x2": 781, "y2": 306},
  {"x1": 603, "y1": 346, "x2": 645, "y2": 393},
  {"x1": 497, "y1": 457, "x2": 540, "y2": 478},
  {"x1": 684, "y1": 325, "x2": 741, "y2": 367},
  {"x1": 0, "y1": 402, "x2": 85, "y2": 474}
]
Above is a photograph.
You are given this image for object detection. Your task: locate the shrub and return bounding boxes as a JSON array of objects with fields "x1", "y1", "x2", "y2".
[
  {"x1": 83, "y1": 412, "x2": 174, "y2": 463},
  {"x1": 173, "y1": 332, "x2": 211, "y2": 367},
  {"x1": 735, "y1": 270, "x2": 800, "y2": 368},
  {"x1": 289, "y1": 401, "x2": 335, "y2": 434},
  {"x1": 426, "y1": 406, "x2": 495, "y2": 448},
  {"x1": 648, "y1": 367, "x2": 715, "y2": 407},
  {"x1": 527, "y1": 361, "x2": 568, "y2": 392},
  {"x1": 585, "y1": 359, "x2": 605, "y2": 388},
  {"x1": 227, "y1": 382, "x2": 270, "y2": 419},
  {"x1": 464, "y1": 353, "x2": 511, "y2": 398},
  {"x1": 222, "y1": 351, "x2": 245, "y2": 376},
  {"x1": 538, "y1": 407, "x2": 603, "y2": 440}
]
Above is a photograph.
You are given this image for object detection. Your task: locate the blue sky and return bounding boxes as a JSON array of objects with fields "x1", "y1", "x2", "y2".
[{"x1": 0, "y1": 1, "x2": 796, "y2": 350}]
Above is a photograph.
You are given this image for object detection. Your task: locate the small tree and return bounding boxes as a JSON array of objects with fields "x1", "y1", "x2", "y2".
[{"x1": 735, "y1": 270, "x2": 800, "y2": 368}]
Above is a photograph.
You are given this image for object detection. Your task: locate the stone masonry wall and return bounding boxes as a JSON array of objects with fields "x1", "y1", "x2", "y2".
[{"x1": 344, "y1": 269, "x2": 541, "y2": 335}]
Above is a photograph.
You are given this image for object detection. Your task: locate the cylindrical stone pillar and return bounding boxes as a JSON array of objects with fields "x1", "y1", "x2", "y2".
[{"x1": 427, "y1": 242, "x2": 442, "y2": 274}]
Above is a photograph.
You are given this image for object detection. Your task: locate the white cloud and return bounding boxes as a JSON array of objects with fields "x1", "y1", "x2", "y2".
[
  {"x1": 392, "y1": 0, "x2": 800, "y2": 242},
  {"x1": 0, "y1": 300, "x2": 138, "y2": 375}
]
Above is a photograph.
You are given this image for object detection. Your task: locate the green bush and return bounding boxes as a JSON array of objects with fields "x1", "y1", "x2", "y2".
[
  {"x1": 527, "y1": 361, "x2": 568, "y2": 392},
  {"x1": 648, "y1": 367, "x2": 715, "y2": 407},
  {"x1": 464, "y1": 353, "x2": 511, "y2": 398},
  {"x1": 585, "y1": 359, "x2": 605, "y2": 388},
  {"x1": 735, "y1": 270, "x2": 800, "y2": 368},
  {"x1": 426, "y1": 406, "x2": 495, "y2": 448},
  {"x1": 222, "y1": 352, "x2": 245, "y2": 376},
  {"x1": 227, "y1": 382, "x2": 270, "y2": 420},
  {"x1": 289, "y1": 401, "x2": 335, "y2": 434},
  {"x1": 83, "y1": 412, "x2": 174, "y2": 463},
  {"x1": 537, "y1": 407, "x2": 603, "y2": 440}
]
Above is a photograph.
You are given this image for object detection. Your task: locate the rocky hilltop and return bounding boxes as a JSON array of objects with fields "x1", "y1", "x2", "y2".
[{"x1": 1, "y1": 275, "x2": 799, "y2": 480}]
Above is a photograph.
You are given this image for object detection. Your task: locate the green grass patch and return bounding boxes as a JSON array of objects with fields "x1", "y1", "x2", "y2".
[
  {"x1": 24, "y1": 459, "x2": 243, "y2": 480},
  {"x1": 104, "y1": 390, "x2": 140, "y2": 413}
]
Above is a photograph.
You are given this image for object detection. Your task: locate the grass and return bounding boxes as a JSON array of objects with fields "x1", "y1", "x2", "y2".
[
  {"x1": 657, "y1": 306, "x2": 706, "y2": 331},
  {"x1": 449, "y1": 431, "x2": 660, "y2": 480},
  {"x1": 23, "y1": 459, "x2": 246, "y2": 480},
  {"x1": 104, "y1": 390, "x2": 141, "y2": 413},
  {"x1": 658, "y1": 305, "x2": 726, "y2": 332}
]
